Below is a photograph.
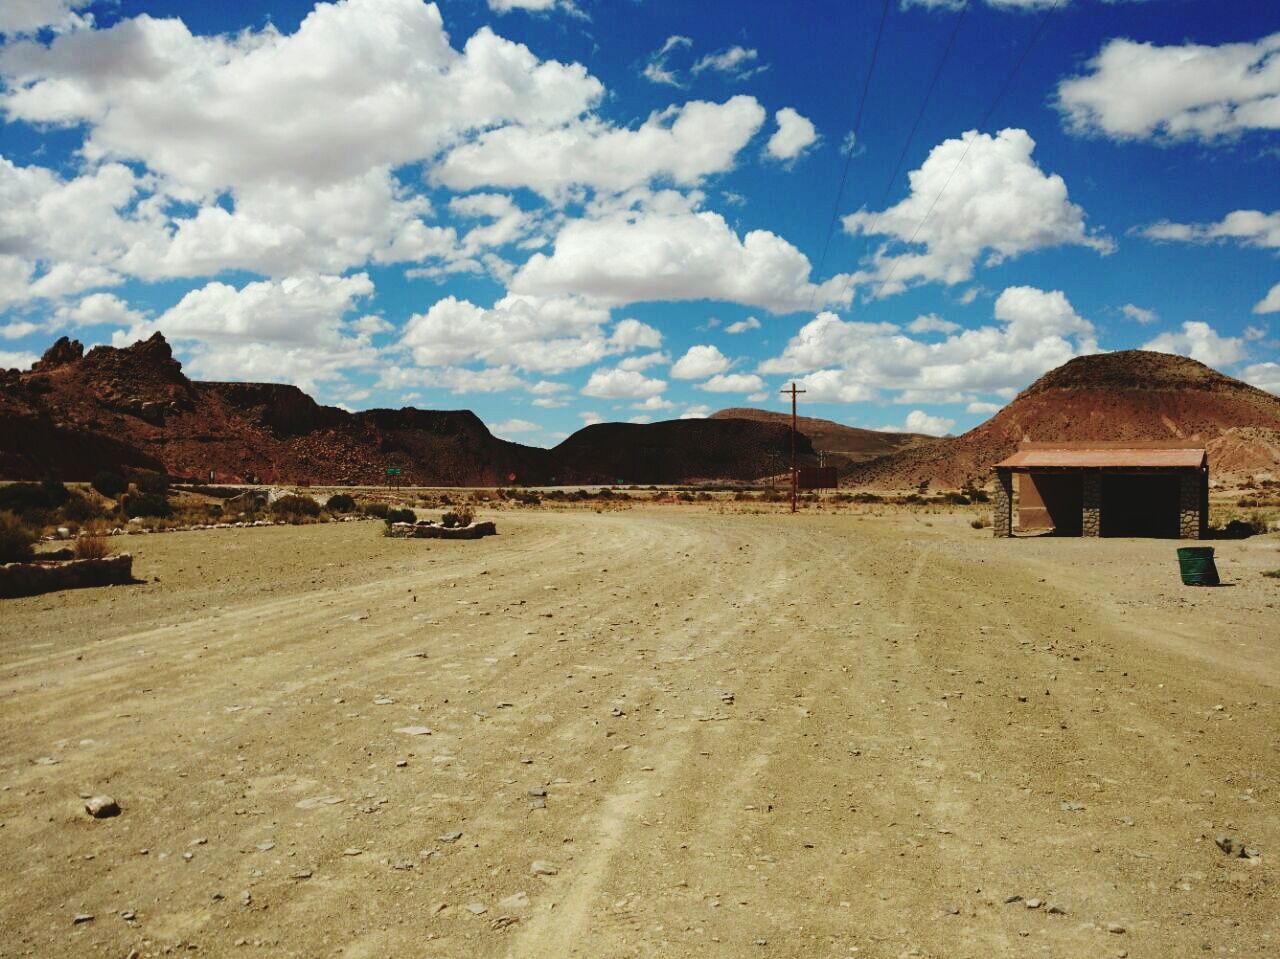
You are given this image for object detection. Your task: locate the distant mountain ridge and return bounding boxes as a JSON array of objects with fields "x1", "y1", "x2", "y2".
[
  {"x1": 843, "y1": 350, "x2": 1280, "y2": 489},
  {"x1": 0, "y1": 334, "x2": 809, "y2": 485},
  {"x1": 710, "y1": 407, "x2": 938, "y2": 468}
]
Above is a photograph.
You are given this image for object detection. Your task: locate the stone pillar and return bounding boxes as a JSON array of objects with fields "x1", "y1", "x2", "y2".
[
  {"x1": 1179, "y1": 470, "x2": 1203, "y2": 540},
  {"x1": 1082, "y1": 471, "x2": 1101, "y2": 537},
  {"x1": 993, "y1": 469, "x2": 1013, "y2": 538}
]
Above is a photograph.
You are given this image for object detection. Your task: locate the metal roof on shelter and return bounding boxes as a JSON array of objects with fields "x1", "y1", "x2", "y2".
[{"x1": 995, "y1": 446, "x2": 1207, "y2": 469}]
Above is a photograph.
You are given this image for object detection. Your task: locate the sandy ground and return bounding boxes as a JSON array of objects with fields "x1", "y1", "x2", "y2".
[{"x1": 1, "y1": 507, "x2": 1277, "y2": 959}]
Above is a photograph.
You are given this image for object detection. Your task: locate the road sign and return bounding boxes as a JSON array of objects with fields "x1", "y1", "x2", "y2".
[{"x1": 385, "y1": 467, "x2": 402, "y2": 476}]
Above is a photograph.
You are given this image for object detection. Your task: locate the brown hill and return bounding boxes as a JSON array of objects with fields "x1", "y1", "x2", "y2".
[
  {"x1": 710, "y1": 407, "x2": 938, "y2": 467},
  {"x1": 0, "y1": 334, "x2": 807, "y2": 486},
  {"x1": 844, "y1": 350, "x2": 1280, "y2": 489},
  {"x1": 549, "y1": 419, "x2": 815, "y2": 485}
]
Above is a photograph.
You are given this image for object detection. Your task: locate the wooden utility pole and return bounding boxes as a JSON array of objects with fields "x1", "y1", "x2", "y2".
[{"x1": 780, "y1": 381, "x2": 805, "y2": 513}]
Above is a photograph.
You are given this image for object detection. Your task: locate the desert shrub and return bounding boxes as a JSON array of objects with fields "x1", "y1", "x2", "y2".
[
  {"x1": 362, "y1": 501, "x2": 390, "y2": 519},
  {"x1": 92, "y1": 470, "x2": 129, "y2": 499},
  {"x1": 945, "y1": 492, "x2": 972, "y2": 506},
  {"x1": 440, "y1": 505, "x2": 474, "y2": 527},
  {"x1": 1261, "y1": 569, "x2": 1280, "y2": 579},
  {"x1": 0, "y1": 480, "x2": 70, "y2": 517},
  {"x1": 73, "y1": 532, "x2": 111, "y2": 560},
  {"x1": 60, "y1": 491, "x2": 107, "y2": 523},
  {"x1": 386, "y1": 507, "x2": 417, "y2": 526},
  {"x1": 271, "y1": 494, "x2": 321, "y2": 522},
  {"x1": 971, "y1": 516, "x2": 988, "y2": 529},
  {"x1": 135, "y1": 472, "x2": 170, "y2": 496},
  {"x1": 122, "y1": 491, "x2": 173, "y2": 518},
  {"x1": 0, "y1": 511, "x2": 36, "y2": 563},
  {"x1": 326, "y1": 493, "x2": 357, "y2": 513}
]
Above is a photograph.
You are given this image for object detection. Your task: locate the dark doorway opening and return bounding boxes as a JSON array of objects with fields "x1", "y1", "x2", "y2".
[{"x1": 1101, "y1": 473, "x2": 1180, "y2": 538}]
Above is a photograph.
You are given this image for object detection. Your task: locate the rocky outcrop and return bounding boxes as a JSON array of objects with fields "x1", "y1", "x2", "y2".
[{"x1": 0, "y1": 554, "x2": 134, "y2": 599}]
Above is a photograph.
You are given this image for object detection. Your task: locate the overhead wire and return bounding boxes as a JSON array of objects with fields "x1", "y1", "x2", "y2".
[
  {"x1": 866, "y1": 0, "x2": 1064, "y2": 302},
  {"x1": 807, "y1": 0, "x2": 893, "y2": 311}
]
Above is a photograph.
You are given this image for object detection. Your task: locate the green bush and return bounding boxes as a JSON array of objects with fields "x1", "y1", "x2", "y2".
[
  {"x1": 92, "y1": 470, "x2": 129, "y2": 499},
  {"x1": 325, "y1": 493, "x2": 357, "y2": 513},
  {"x1": 971, "y1": 516, "x2": 988, "y2": 529},
  {"x1": 440, "y1": 505, "x2": 473, "y2": 527},
  {"x1": 0, "y1": 511, "x2": 37, "y2": 563},
  {"x1": 271, "y1": 494, "x2": 321, "y2": 520},
  {"x1": 0, "y1": 480, "x2": 70, "y2": 515},
  {"x1": 362, "y1": 501, "x2": 390, "y2": 519},
  {"x1": 386, "y1": 507, "x2": 417, "y2": 526},
  {"x1": 60, "y1": 491, "x2": 106, "y2": 523},
  {"x1": 122, "y1": 491, "x2": 173, "y2": 518}
]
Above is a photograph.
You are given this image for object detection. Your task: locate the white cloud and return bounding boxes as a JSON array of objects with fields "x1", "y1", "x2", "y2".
[
  {"x1": 642, "y1": 35, "x2": 691, "y2": 87},
  {"x1": 378, "y1": 363, "x2": 527, "y2": 395},
  {"x1": 907, "y1": 313, "x2": 960, "y2": 334},
  {"x1": 513, "y1": 196, "x2": 852, "y2": 313},
  {"x1": 878, "y1": 410, "x2": 955, "y2": 437},
  {"x1": 1255, "y1": 282, "x2": 1280, "y2": 315},
  {"x1": 1244, "y1": 325, "x2": 1267, "y2": 341},
  {"x1": 1121, "y1": 303, "x2": 1157, "y2": 325},
  {"x1": 617, "y1": 350, "x2": 669, "y2": 372},
  {"x1": 633, "y1": 394, "x2": 675, "y2": 411},
  {"x1": 487, "y1": 0, "x2": 569, "y2": 13},
  {"x1": 0, "y1": 349, "x2": 38, "y2": 369},
  {"x1": 671, "y1": 344, "x2": 730, "y2": 379},
  {"x1": 966, "y1": 400, "x2": 1003, "y2": 415},
  {"x1": 582, "y1": 366, "x2": 666, "y2": 399},
  {"x1": 725, "y1": 315, "x2": 761, "y2": 334},
  {"x1": 53, "y1": 292, "x2": 145, "y2": 328},
  {"x1": 115, "y1": 273, "x2": 380, "y2": 391},
  {"x1": 609, "y1": 317, "x2": 663, "y2": 349},
  {"x1": 0, "y1": 0, "x2": 92, "y2": 35},
  {"x1": 0, "y1": 0, "x2": 601, "y2": 195},
  {"x1": 679, "y1": 404, "x2": 711, "y2": 419},
  {"x1": 433, "y1": 96, "x2": 766, "y2": 200},
  {"x1": 1142, "y1": 321, "x2": 1247, "y2": 368},
  {"x1": 843, "y1": 129, "x2": 1112, "y2": 296},
  {"x1": 1057, "y1": 33, "x2": 1280, "y2": 142},
  {"x1": 400, "y1": 293, "x2": 637, "y2": 374},
  {"x1": 760, "y1": 285, "x2": 1098, "y2": 401},
  {"x1": 699, "y1": 372, "x2": 765, "y2": 393},
  {"x1": 1242, "y1": 361, "x2": 1280, "y2": 395},
  {"x1": 1141, "y1": 209, "x2": 1280, "y2": 249},
  {"x1": 490, "y1": 417, "x2": 541, "y2": 439},
  {"x1": 579, "y1": 410, "x2": 604, "y2": 426},
  {"x1": 692, "y1": 46, "x2": 762, "y2": 80},
  {"x1": 765, "y1": 108, "x2": 818, "y2": 162}
]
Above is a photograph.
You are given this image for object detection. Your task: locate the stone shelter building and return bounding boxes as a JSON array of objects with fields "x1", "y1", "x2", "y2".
[{"x1": 991, "y1": 442, "x2": 1208, "y2": 539}]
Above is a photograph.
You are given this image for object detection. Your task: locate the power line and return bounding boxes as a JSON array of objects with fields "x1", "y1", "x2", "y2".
[
  {"x1": 867, "y1": 0, "x2": 1063, "y2": 302},
  {"x1": 808, "y1": 0, "x2": 892, "y2": 309}
]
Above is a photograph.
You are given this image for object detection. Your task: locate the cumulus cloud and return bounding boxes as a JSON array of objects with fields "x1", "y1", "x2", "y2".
[
  {"x1": 0, "y1": 0, "x2": 93, "y2": 36},
  {"x1": 671, "y1": 344, "x2": 730, "y2": 379},
  {"x1": 0, "y1": 0, "x2": 601, "y2": 194},
  {"x1": 433, "y1": 96, "x2": 766, "y2": 200},
  {"x1": 112, "y1": 273, "x2": 380, "y2": 391},
  {"x1": 400, "y1": 293, "x2": 642, "y2": 374},
  {"x1": 582, "y1": 366, "x2": 666, "y2": 399},
  {"x1": 907, "y1": 313, "x2": 960, "y2": 334},
  {"x1": 489, "y1": 417, "x2": 541, "y2": 440},
  {"x1": 877, "y1": 410, "x2": 956, "y2": 437},
  {"x1": 760, "y1": 285, "x2": 1098, "y2": 402},
  {"x1": 1142, "y1": 321, "x2": 1247, "y2": 368},
  {"x1": 765, "y1": 108, "x2": 819, "y2": 162},
  {"x1": 725, "y1": 315, "x2": 761, "y2": 334},
  {"x1": 512, "y1": 195, "x2": 852, "y2": 313},
  {"x1": 1121, "y1": 303, "x2": 1157, "y2": 325},
  {"x1": 1141, "y1": 209, "x2": 1280, "y2": 251},
  {"x1": 842, "y1": 128, "x2": 1112, "y2": 296},
  {"x1": 1255, "y1": 282, "x2": 1280, "y2": 315},
  {"x1": 1057, "y1": 33, "x2": 1280, "y2": 142},
  {"x1": 0, "y1": 348, "x2": 39, "y2": 369},
  {"x1": 1242, "y1": 361, "x2": 1280, "y2": 395},
  {"x1": 53, "y1": 292, "x2": 145, "y2": 329},
  {"x1": 699, "y1": 372, "x2": 765, "y2": 393},
  {"x1": 617, "y1": 350, "x2": 669, "y2": 372},
  {"x1": 680, "y1": 404, "x2": 712, "y2": 419}
]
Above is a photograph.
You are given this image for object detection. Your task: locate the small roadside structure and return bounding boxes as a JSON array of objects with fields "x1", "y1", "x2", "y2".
[{"x1": 992, "y1": 442, "x2": 1208, "y2": 539}]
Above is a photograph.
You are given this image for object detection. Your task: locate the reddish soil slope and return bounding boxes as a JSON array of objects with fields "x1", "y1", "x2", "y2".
[
  {"x1": 710, "y1": 407, "x2": 938, "y2": 467},
  {"x1": 844, "y1": 351, "x2": 1280, "y2": 489},
  {"x1": 1, "y1": 334, "x2": 806, "y2": 485}
]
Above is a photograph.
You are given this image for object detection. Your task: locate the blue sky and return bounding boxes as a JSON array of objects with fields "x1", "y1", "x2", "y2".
[{"x1": 1, "y1": 0, "x2": 1278, "y2": 445}]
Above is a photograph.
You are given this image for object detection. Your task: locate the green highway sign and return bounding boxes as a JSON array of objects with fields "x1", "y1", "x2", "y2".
[{"x1": 385, "y1": 467, "x2": 403, "y2": 476}]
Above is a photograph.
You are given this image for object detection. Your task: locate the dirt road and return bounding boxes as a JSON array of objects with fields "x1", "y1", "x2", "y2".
[{"x1": 1, "y1": 508, "x2": 1277, "y2": 958}]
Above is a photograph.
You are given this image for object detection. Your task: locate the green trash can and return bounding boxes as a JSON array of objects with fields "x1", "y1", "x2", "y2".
[{"x1": 1177, "y1": 546, "x2": 1219, "y2": 586}]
